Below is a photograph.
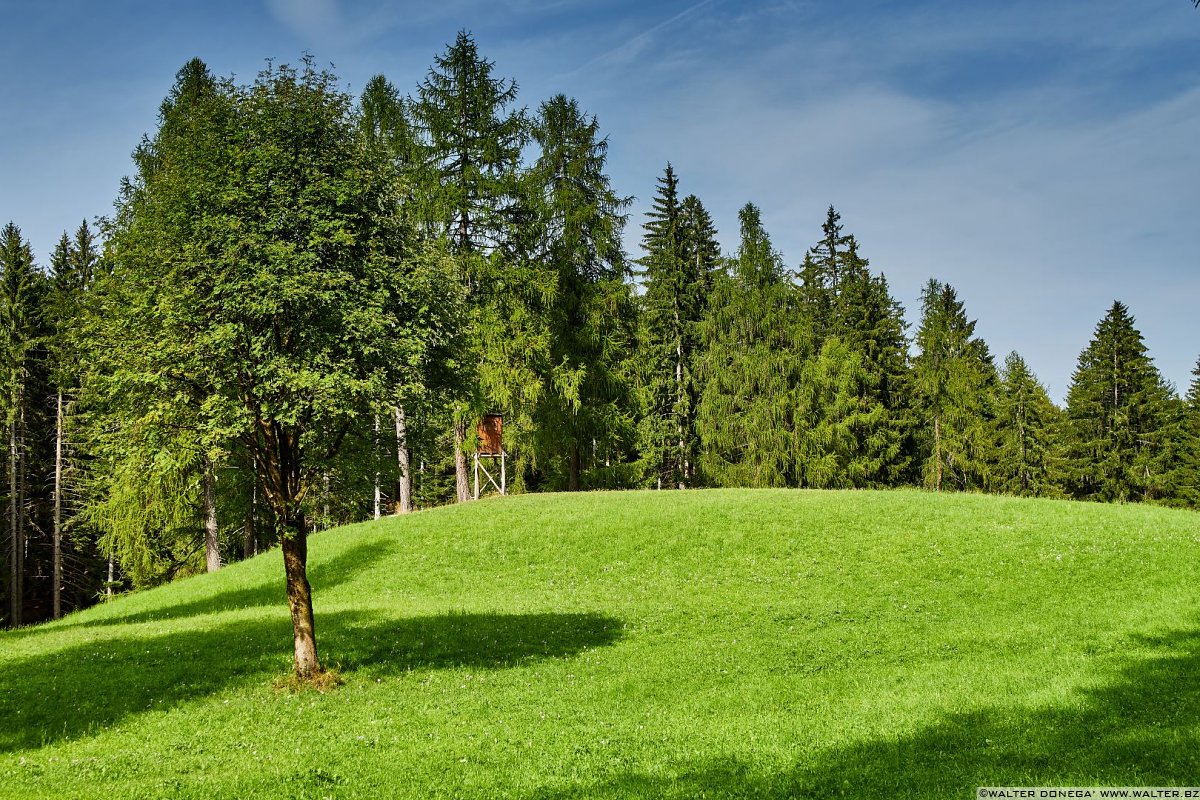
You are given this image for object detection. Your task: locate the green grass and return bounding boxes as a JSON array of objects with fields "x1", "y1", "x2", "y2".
[{"x1": 2, "y1": 489, "x2": 1198, "y2": 798}]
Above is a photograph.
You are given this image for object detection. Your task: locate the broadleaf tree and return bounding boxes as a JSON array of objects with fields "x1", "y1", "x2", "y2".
[{"x1": 92, "y1": 57, "x2": 459, "y2": 680}]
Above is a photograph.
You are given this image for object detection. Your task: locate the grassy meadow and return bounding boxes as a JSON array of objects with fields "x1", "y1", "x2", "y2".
[{"x1": 1, "y1": 489, "x2": 1198, "y2": 798}]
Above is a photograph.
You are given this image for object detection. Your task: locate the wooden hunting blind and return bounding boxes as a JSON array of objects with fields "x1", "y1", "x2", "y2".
[
  {"x1": 478, "y1": 414, "x2": 503, "y2": 456},
  {"x1": 473, "y1": 413, "x2": 506, "y2": 499}
]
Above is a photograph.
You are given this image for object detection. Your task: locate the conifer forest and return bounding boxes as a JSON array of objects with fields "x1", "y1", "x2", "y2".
[{"x1": 2, "y1": 32, "x2": 1197, "y2": 648}]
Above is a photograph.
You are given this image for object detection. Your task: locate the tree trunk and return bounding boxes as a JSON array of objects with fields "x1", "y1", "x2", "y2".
[
  {"x1": 394, "y1": 406, "x2": 413, "y2": 514},
  {"x1": 106, "y1": 555, "x2": 114, "y2": 598},
  {"x1": 52, "y1": 390, "x2": 64, "y2": 619},
  {"x1": 676, "y1": 319, "x2": 686, "y2": 490},
  {"x1": 204, "y1": 462, "x2": 220, "y2": 573},
  {"x1": 322, "y1": 472, "x2": 330, "y2": 526},
  {"x1": 568, "y1": 441, "x2": 581, "y2": 491},
  {"x1": 18, "y1": 400, "x2": 25, "y2": 602},
  {"x1": 9, "y1": 412, "x2": 21, "y2": 626},
  {"x1": 933, "y1": 416, "x2": 943, "y2": 492},
  {"x1": 454, "y1": 418, "x2": 470, "y2": 503},
  {"x1": 244, "y1": 457, "x2": 258, "y2": 559},
  {"x1": 243, "y1": 491, "x2": 256, "y2": 559},
  {"x1": 372, "y1": 413, "x2": 382, "y2": 521},
  {"x1": 280, "y1": 514, "x2": 319, "y2": 679}
]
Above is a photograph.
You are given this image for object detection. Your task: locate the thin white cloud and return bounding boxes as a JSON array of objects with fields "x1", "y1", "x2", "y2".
[
  {"x1": 265, "y1": 0, "x2": 341, "y2": 40},
  {"x1": 565, "y1": 0, "x2": 719, "y2": 76},
  {"x1": 261, "y1": 0, "x2": 404, "y2": 49},
  {"x1": 590, "y1": 0, "x2": 1200, "y2": 398}
]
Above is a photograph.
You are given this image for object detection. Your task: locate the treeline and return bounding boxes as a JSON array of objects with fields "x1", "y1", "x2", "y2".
[{"x1": 2, "y1": 34, "x2": 1197, "y2": 628}]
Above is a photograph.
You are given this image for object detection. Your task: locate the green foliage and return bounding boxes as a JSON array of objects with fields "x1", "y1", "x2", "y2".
[
  {"x1": 1063, "y1": 301, "x2": 1179, "y2": 502},
  {"x1": 786, "y1": 209, "x2": 911, "y2": 488},
  {"x1": 796, "y1": 336, "x2": 896, "y2": 488},
  {"x1": 912, "y1": 279, "x2": 998, "y2": 491},
  {"x1": 697, "y1": 203, "x2": 801, "y2": 487},
  {"x1": 412, "y1": 30, "x2": 528, "y2": 256},
  {"x1": 3, "y1": 490, "x2": 1199, "y2": 796},
  {"x1": 411, "y1": 31, "x2": 561, "y2": 499},
  {"x1": 1173, "y1": 357, "x2": 1200, "y2": 508},
  {"x1": 91, "y1": 55, "x2": 460, "y2": 553},
  {"x1": 46, "y1": 221, "x2": 99, "y2": 387},
  {"x1": 797, "y1": 206, "x2": 853, "y2": 341},
  {"x1": 526, "y1": 95, "x2": 637, "y2": 490},
  {"x1": 994, "y1": 352, "x2": 1065, "y2": 497},
  {"x1": 0, "y1": 223, "x2": 45, "y2": 416},
  {"x1": 636, "y1": 167, "x2": 718, "y2": 488}
]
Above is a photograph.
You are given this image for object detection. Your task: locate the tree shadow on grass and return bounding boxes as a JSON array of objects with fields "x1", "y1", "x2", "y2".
[
  {"x1": 532, "y1": 628, "x2": 1200, "y2": 799},
  {"x1": 0, "y1": 609, "x2": 623, "y2": 753},
  {"x1": 34, "y1": 538, "x2": 399, "y2": 632}
]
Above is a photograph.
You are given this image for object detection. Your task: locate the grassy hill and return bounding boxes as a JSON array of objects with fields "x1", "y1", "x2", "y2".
[{"x1": 2, "y1": 489, "x2": 1198, "y2": 798}]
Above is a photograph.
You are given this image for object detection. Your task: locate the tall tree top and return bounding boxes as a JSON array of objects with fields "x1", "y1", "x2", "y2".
[
  {"x1": 641, "y1": 163, "x2": 680, "y2": 253},
  {"x1": 530, "y1": 94, "x2": 629, "y2": 282},
  {"x1": 1188, "y1": 356, "x2": 1200, "y2": 409},
  {"x1": 359, "y1": 74, "x2": 410, "y2": 155},
  {"x1": 160, "y1": 57, "x2": 220, "y2": 122},
  {"x1": 733, "y1": 202, "x2": 784, "y2": 285},
  {"x1": 412, "y1": 30, "x2": 527, "y2": 255}
]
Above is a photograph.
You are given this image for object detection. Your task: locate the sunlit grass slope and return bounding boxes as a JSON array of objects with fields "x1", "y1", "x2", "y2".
[{"x1": 2, "y1": 489, "x2": 1198, "y2": 798}]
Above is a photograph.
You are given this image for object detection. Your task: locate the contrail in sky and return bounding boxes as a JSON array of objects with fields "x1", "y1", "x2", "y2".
[{"x1": 567, "y1": 0, "x2": 720, "y2": 76}]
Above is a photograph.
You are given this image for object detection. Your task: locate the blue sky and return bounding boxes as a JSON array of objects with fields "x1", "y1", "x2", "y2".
[{"x1": 2, "y1": 0, "x2": 1197, "y2": 400}]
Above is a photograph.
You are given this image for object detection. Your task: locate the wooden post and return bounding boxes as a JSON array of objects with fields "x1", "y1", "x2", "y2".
[{"x1": 473, "y1": 452, "x2": 480, "y2": 501}]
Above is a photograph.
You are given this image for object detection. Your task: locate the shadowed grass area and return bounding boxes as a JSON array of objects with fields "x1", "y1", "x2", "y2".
[
  {"x1": 1, "y1": 610, "x2": 622, "y2": 753},
  {"x1": 534, "y1": 628, "x2": 1200, "y2": 798},
  {"x1": 1, "y1": 489, "x2": 1197, "y2": 798}
]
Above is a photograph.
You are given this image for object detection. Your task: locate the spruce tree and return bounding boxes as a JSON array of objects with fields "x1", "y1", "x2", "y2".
[
  {"x1": 636, "y1": 166, "x2": 715, "y2": 488},
  {"x1": 911, "y1": 279, "x2": 998, "y2": 491},
  {"x1": 413, "y1": 30, "x2": 527, "y2": 257},
  {"x1": 827, "y1": 239, "x2": 911, "y2": 485},
  {"x1": 360, "y1": 75, "x2": 419, "y2": 513},
  {"x1": 412, "y1": 31, "x2": 535, "y2": 502},
  {"x1": 1063, "y1": 301, "x2": 1177, "y2": 502},
  {"x1": 1174, "y1": 357, "x2": 1200, "y2": 509},
  {"x1": 795, "y1": 336, "x2": 889, "y2": 487},
  {"x1": 994, "y1": 351, "x2": 1064, "y2": 497},
  {"x1": 0, "y1": 223, "x2": 46, "y2": 627},
  {"x1": 787, "y1": 210, "x2": 910, "y2": 488},
  {"x1": 696, "y1": 202, "x2": 801, "y2": 487},
  {"x1": 527, "y1": 95, "x2": 635, "y2": 490},
  {"x1": 47, "y1": 221, "x2": 99, "y2": 618},
  {"x1": 796, "y1": 206, "x2": 852, "y2": 345}
]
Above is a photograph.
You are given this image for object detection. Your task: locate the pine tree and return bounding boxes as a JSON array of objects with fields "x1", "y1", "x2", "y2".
[
  {"x1": 360, "y1": 75, "x2": 418, "y2": 513},
  {"x1": 527, "y1": 95, "x2": 635, "y2": 490},
  {"x1": 1174, "y1": 356, "x2": 1200, "y2": 509},
  {"x1": 412, "y1": 31, "x2": 532, "y2": 502},
  {"x1": 911, "y1": 279, "x2": 998, "y2": 491},
  {"x1": 1063, "y1": 301, "x2": 1177, "y2": 502},
  {"x1": 994, "y1": 351, "x2": 1064, "y2": 497},
  {"x1": 696, "y1": 203, "x2": 801, "y2": 487},
  {"x1": 46, "y1": 221, "x2": 99, "y2": 618},
  {"x1": 413, "y1": 30, "x2": 527, "y2": 257},
  {"x1": 826, "y1": 239, "x2": 911, "y2": 485},
  {"x1": 360, "y1": 74, "x2": 415, "y2": 169},
  {"x1": 0, "y1": 223, "x2": 46, "y2": 627},
  {"x1": 786, "y1": 210, "x2": 911, "y2": 488},
  {"x1": 636, "y1": 166, "x2": 715, "y2": 488},
  {"x1": 796, "y1": 206, "x2": 852, "y2": 345},
  {"x1": 795, "y1": 336, "x2": 890, "y2": 487}
]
